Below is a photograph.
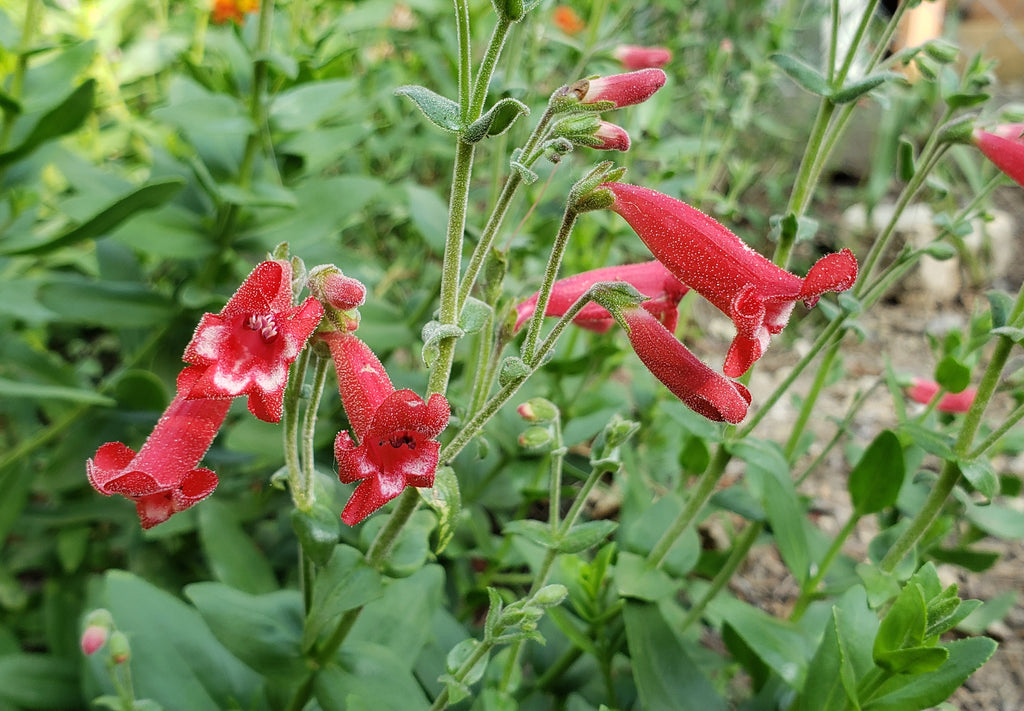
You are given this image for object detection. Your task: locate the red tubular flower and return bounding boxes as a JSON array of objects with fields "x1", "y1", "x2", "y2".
[
  {"x1": 86, "y1": 381, "x2": 230, "y2": 529},
  {"x1": 612, "y1": 45, "x2": 672, "y2": 70},
  {"x1": 973, "y1": 123, "x2": 1024, "y2": 189},
  {"x1": 515, "y1": 260, "x2": 689, "y2": 334},
  {"x1": 179, "y1": 260, "x2": 323, "y2": 423},
  {"x1": 323, "y1": 332, "x2": 450, "y2": 525},
  {"x1": 623, "y1": 307, "x2": 750, "y2": 423},
  {"x1": 906, "y1": 378, "x2": 977, "y2": 413},
  {"x1": 604, "y1": 183, "x2": 858, "y2": 378}
]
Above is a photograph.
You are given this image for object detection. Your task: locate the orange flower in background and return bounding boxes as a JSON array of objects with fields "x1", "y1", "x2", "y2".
[
  {"x1": 553, "y1": 5, "x2": 585, "y2": 35},
  {"x1": 212, "y1": 0, "x2": 258, "y2": 24}
]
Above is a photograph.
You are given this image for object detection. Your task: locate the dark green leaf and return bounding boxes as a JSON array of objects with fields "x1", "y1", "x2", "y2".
[
  {"x1": 769, "y1": 52, "x2": 830, "y2": 96},
  {"x1": 395, "y1": 85, "x2": 461, "y2": 132},
  {"x1": 0, "y1": 178, "x2": 185, "y2": 256},
  {"x1": 615, "y1": 552, "x2": 679, "y2": 601},
  {"x1": 198, "y1": 500, "x2": 277, "y2": 595},
  {"x1": 0, "y1": 377, "x2": 114, "y2": 406},
  {"x1": 863, "y1": 637, "x2": 996, "y2": 711},
  {"x1": 830, "y1": 72, "x2": 902, "y2": 104},
  {"x1": 802, "y1": 587, "x2": 878, "y2": 711},
  {"x1": 849, "y1": 430, "x2": 904, "y2": 515},
  {"x1": 957, "y1": 458, "x2": 998, "y2": 499},
  {"x1": 185, "y1": 583, "x2": 305, "y2": 679},
  {"x1": 874, "y1": 583, "x2": 927, "y2": 661},
  {"x1": 94, "y1": 571, "x2": 266, "y2": 711},
  {"x1": 304, "y1": 544, "x2": 384, "y2": 650},
  {"x1": 935, "y1": 355, "x2": 971, "y2": 393},
  {"x1": 36, "y1": 276, "x2": 176, "y2": 328},
  {"x1": 957, "y1": 591, "x2": 1016, "y2": 634},
  {"x1": 986, "y1": 290, "x2": 1014, "y2": 329},
  {"x1": 0, "y1": 79, "x2": 95, "y2": 166},
  {"x1": 711, "y1": 596, "x2": 810, "y2": 687},
  {"x1": 0, "y1": 655, "x2": 78, "y2": 709},
  {"x1": 874, "y1": 645, "x2": 949, "y2": 674},
  {"x1": 928, "y1": 546, "x2": 1000, "y2": 573},
  {"x1": 291, "y1": 503, "x2": 341, "y2": 567},
  {"x1": 945, "y1": 92, "x2": 989, "y2": 110},
  {"x1": 897, "y1": 137, "x2": 916, "y2": 181},
  {"x1": 504, "y1": 519, "x2": 559, "y2": 549},
  {"x1": 464, "y1": 97, "x2": 530, "y2": 142},
  {"x1": 623, "y1": 602, "x2": 728, "y2": 711},
  {"x1": 559, "y1": 520, "x2": 617, "y2": 554},
  {"x1": 314, "y1": 642, "x2": 430, "y2": 710},
  {"x1": 898, "y1": 423, "x2": 954, "y2": 459}
]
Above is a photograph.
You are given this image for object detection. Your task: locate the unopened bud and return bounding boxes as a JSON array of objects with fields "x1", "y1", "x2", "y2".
[
  {"x1": 532, "y1": 583, "x2": 568, "y2": 607},
  {"x1": 308, "y1": 265, "x2": 367, "y2": 311},
  {"x1": 79, "y1": 609, "x2": 114, "y2": 656},
  {"x1": 517, "y1": 398, "x2": 559, "y2": 422},
  {"x1": 109, "y1": 631, "x2": 131, "y2": 665},
  {"x1": 518, "y1": 426, "x2": 554, "y2": 450}
]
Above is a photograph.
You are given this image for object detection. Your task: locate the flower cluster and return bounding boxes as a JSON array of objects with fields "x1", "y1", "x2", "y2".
[
  {"x1": 550, "y1": 69, "x2": 667, "y2": 153},
  {"x1": 517, "y1": 186, "x2": 858, "y2": 423},
  {"x1": 88, "y1": 261, "x2": 323, "y2": 528}
]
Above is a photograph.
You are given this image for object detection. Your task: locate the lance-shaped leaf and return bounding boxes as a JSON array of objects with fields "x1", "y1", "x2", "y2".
[
  {"x1": 0, "y1": 79, "x2": 96, "y2": 167},
  {"x1": 395, "y1": 85, "x2": 462, "y2": 132},
  {"x1": 464, "y1": 97, "x2": 530, "y2": 143}
]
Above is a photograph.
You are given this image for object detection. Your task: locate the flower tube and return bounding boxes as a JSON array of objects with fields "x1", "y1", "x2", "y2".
[
  {"x1": 514, "y1": 260, "x2": 689, "y2": 334},
  {"x1": 623, "y1": 306, "x2": 750, "y2": 423},
  {"x1": 323, "y1": 332, "x2": 450, "y2": 525},
  {"x1": 604, "y1": 182, "x2": 857, "y2": 377},
  {"x1": 179, "y1": 260, "x2": 324, "y2": 423},
  {"x1": 906, "y1": 378, "x2": 977, "y2": 413},
  {"x1": 555, "y1": 68, "x2": 667, "y2": 110},
  {"x1": 87, "y1": 373, "x2": 230, "y2": 529}
]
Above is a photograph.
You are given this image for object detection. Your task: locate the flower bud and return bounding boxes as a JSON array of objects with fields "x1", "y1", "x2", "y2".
[
  {"x1": 612, "y1": 45, "x2": 672, "y2": 70},
  {"x1": 552, "y1": 69, "x2": 667, "y2": 112},
  {"x1": 308, "y1": 265, "x2": 367, "y2": 311},
  {"x1": 109, "y1": 631, "x2": 131, "y2": 665},
  {"x1": 532, "y1": 583, "x2": 568, "y2": 607},
  {"x1": 518, "y1": 426, "x2": 555, "y2": 451},
  {"x1": 79, "y1": 609, "x2": 114, "y2": 656},
  {"x1": 517, "y1": 398, "x2": 559, "y2": 422}
]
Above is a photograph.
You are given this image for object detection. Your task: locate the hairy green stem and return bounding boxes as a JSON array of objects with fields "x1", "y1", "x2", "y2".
[
  {"x1": 791, "y1": 514, "x2": 860, "y2": 620},
  {"x1": 281, "y1": 348, "x2": 311, "y2": 509},
  {"x1": 647, "y1": 444, "x2": 732, "y2": 568},
  {"x1": 299, "y1": 353, "x2": 331, "y2": 505},
  {"x1": 521, "y1": 209, "x2": 578, "y2": 363},
  {"x1": 680, "y1": 522, "x2": 763, "y2": 633},
  {"x1": 880, "y1": 287, "x2": 1024, "y2": 572}
]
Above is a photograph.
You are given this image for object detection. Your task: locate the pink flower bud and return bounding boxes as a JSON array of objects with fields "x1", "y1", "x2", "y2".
[
  {"x1": 80, "y1": 625, "x2": 108, "y2": 656},
  {"x1": 612, "y1": 45, "x2": 672, "y2": 70},
  {"x1": 309, "y1": 265, "x2": 367, "y2": 311},
  {"x1": 593, "y1": 121, "x2": 631, "y2": 151},
  {"x1": 973, "y1": 123, "x2": 1024, "y2": 188},
  {"x1": 906, "y1": 378, "x2": 977, "y2": 413}
]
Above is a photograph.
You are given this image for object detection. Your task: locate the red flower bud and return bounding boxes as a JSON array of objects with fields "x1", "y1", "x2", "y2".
[
  {"x1": 973, "y1": 123, "x2": 1024, "y2": 188},
  {"x1": 612, "y1": 45, "x2": 672, "y2": 70}
]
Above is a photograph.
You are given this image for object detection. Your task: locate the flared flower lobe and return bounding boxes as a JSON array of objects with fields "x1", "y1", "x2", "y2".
[
  {"x1": 86, "y1": 393, "x2": 229, "y2": 528},
  {"x1": 180, "y1": 260, "x2": 324, "y2": 423},
  {"x1": 604, "y1": 182, "x2": 857, "y2": 377}
]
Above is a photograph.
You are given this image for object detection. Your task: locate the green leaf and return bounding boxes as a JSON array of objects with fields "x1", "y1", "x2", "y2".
[
  {"x1": 94, "y1": 571, "x2": 266, "y2": 711},
  {"x1": 874, "y1": 583, "x2": 927, "y2": 662},
  {"x1": 459, "y1": 297, "x2": 493, "y2": 335},
  {"x1": 897, "y1": 137, "x2": 916, "y2": 182},
  {"x1": 623, "y1": 602, "x2": 728, "y2": 711},
  {"x1": 962, "y1": 499, "x2": 1024, "y2": 538},
  {"x1": 559, "y1": 520, "x2": 618, "y2": 554},
  {"x1": 928, "y1": 546, "x2": 1000, "y2": 573},
  {"x1": 769, "y1": 52, "x2": 830, "y2": 96},
  {"x1": 849, "y1": 430, "x2": 905, "y2": 515},
  {"x1": 957, "y1": 458, "x2": 998, "y2": 499},
  {"x1": 874, "y1": 645, "x2": 949, "y2": 674},
  {"x1": 0, "y1": 79, "x2": 95, "y2": 166},
  {"x1": 197, "y1": 500, "x2": 277, "y2": 595},
  {"x1": 504, "y1": 519, "x2": 559, "y2": 549},
  {"x1": 185, "y1": 584, "x2": 305, "y2": 680},
  {"x1": 0, "y1": 377, "x2": 114, "y2": 406},
  {"x1": 711, "y1": 596, "x2": 810, "y2": 687},
  {"x1": 0, "y1": 178, "x2": 185, "y2": 256},
  {"x1": 0, "y1": 655, "x2": 78, "y2": 709},
  {"x1": 291, "y1": 503, "x2": 341, "y2": 567},
  {"x1": 304, "y1": 544, "x2": 384, "y2": 651},
  {"x1": 732, "y1": 439, "x2": 810, "y2": 582},
  {"x1": 464, "y1": 97, "x2": 530, "y2": 142},
  {"x1": 421, "y1": 320, "x2": 465, "y2": 367},
  {"x1": 802, "y1": 587, "x2": 878, "y2": 711},
  {"x1": 615, "y1": 552, "x2": 679, "y2": 601},
  {"x1": 934, "y1": 355, "x2": 971, "y2": 394},
  {"x1": 863, "y1": 637, "x2": 996, "y2": 711},
  {"x1": 986, "y1": 290, "x2": 1014, "y2": 329},
  {"x1": 315, "y1": 642, "x2": 430, "y2": 710},
  {"x1": 957, "y1": 591, "x2": 1016, "y2": 634},
  {"x1": 830, "y1": 72, "x2": 902, "y2": 104},
  {"x1": 395, "y1": 85, "x2": 461, "y2": 132},
  {"x1": 36, "y1": 276, "x2": 176, "y2": 328},
  {"x1": 898, "y1": 423, "x2": 955, "y2": 459}
]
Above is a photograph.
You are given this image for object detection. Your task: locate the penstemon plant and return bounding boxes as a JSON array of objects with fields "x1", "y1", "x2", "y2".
[{"x1": 3, "y1": 0, "x2": 1024, "y2": 709}]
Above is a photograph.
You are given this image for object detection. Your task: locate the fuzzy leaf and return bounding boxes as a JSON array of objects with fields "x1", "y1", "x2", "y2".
[{"x1": 395, "y1": 85, "x2": 461, "y2": 132}]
